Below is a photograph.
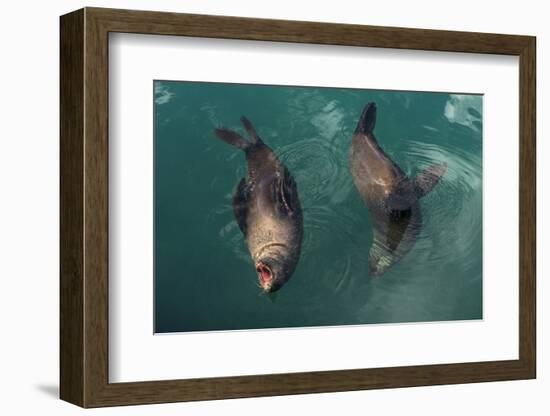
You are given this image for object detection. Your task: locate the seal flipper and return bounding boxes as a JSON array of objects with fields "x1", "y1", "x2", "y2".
[
  {"x1": 214, "y1": 128, "x2": 251, "y2": 151},
  {"x1": 233, "y1": 178, "x2": 250, "y2": 235},
  {"x1": 240, "y1": 116, "x2": 264, "y2": 145},
  {"x1": 413, "y1": 162, "x2": 448, "y2": 198},
  {"x1": 274, "y1": 169, "x2": 299, "y2": 216},
  {"x1": 354, "y1": 102, "x2": 377, "y2": 135}
]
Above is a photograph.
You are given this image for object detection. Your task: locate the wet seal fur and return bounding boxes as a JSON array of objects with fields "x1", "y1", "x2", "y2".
[
  {"x1": 215, "y1": 117, "x2": 303, "y2": 293},
  {"x1": 349, "y1": 102, "x2": 447, "y2": 276}
]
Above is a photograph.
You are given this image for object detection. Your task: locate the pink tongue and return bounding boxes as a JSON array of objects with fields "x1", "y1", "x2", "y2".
[{"x1": 258, "y1": 266, "x2": 272, "y2": 283}]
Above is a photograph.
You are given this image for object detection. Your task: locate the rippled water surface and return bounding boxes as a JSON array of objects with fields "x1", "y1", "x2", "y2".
[{"x1": 154, "y1": 81, "x2": 482, "y2": 333}]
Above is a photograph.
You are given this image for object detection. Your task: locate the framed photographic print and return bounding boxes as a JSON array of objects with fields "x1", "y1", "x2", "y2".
[{"x1": 60, "y1": 7, "x2": 536, "y2": 408}]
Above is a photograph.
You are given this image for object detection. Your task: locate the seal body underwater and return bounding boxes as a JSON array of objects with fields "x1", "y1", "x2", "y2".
[
  {"x1": 349, "y1": 102, "x2": 448, "y2": 276},
  {"x1": 214, "y1": 117, "x2": 303, "y2": 293}
]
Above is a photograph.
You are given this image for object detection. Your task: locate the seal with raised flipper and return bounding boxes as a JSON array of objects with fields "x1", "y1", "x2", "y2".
[{"x1": 349, "y1": 102, "x2": 447, "y2": 276}]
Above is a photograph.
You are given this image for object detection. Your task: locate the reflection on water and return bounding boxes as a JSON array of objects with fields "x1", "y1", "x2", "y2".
[{"x1": 154, "y1": 81, "x2": 483, "y2": 333}]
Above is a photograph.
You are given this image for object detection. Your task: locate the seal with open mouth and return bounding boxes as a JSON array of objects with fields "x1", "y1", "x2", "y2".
[
  {"x1": 349, "y1": 102, "x2": 447, "y2": 276},
  {"x1": 215, "y1": 117, "x2": 303, "y2": 293}
]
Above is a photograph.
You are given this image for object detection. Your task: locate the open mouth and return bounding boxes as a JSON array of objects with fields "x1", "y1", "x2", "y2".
[{"x1": 256, "y1": 262, "x2": 273, "y2": 289}]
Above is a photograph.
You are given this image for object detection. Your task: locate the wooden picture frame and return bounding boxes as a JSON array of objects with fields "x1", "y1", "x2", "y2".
[{"x1": 60, "y1": 7, "x2": 536, "y2": 408}]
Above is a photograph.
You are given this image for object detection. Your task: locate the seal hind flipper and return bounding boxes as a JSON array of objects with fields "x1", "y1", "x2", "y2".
[
  {"x1": 240, "y1": 116, "x2": 264, "y2": 145},
  {"x1": 354, "y1": 102, "x2": 377, "y2": 135},
  {"x1": 232, "y1": 178, "x2": 250, "y2": 235},
  {"x1": 214, "y1": 128, "x2": 251, "y2": 151},
  {"x1": 413, "y1": 162, "x2": 448, "y2": 198}
]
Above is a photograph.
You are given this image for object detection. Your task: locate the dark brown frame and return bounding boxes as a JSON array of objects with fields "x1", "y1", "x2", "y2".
[{"x1": 60, "y1": 7, "x2": 536, "y2": 408}]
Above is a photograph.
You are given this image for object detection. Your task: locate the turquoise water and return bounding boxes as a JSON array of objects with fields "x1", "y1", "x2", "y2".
[{"x1": 154, "y1": 80, "x2": 482, "y2": 333}]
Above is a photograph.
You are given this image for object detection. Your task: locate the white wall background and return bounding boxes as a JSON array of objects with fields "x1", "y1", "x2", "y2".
[{"x1": 0, "y1": 0, "x2": 545, "y2": 414}]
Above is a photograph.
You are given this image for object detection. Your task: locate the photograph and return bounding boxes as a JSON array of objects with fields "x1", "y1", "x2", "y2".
[
  {"x1": 52, "y1": 3, "x2": 537, "y2": 411},
  {"x1": 153, "y1": 80, "x2": 483, "y2": 333}
]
